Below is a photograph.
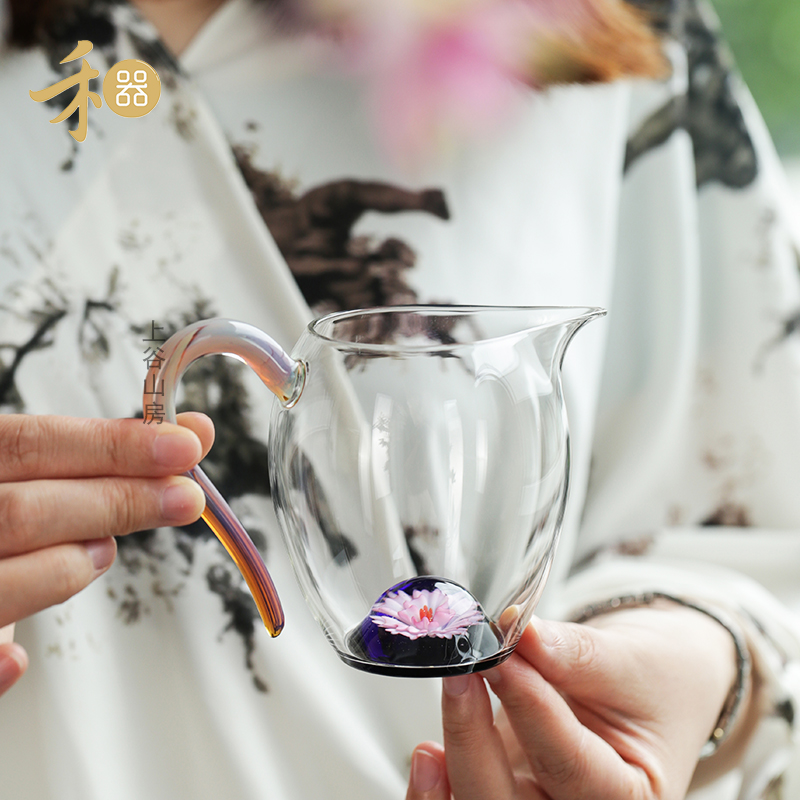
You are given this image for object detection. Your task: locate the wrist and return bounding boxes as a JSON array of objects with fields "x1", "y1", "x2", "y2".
[{"x1": 571, "y1": 592, "x2": 753, "y2": 760}]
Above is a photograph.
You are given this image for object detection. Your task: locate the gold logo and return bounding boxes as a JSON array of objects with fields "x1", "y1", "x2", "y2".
[
  {"x1": 29, "y1": 41, "x2": 101, "y2": 143},
  {"x1": 103, "y1": 59, "x2": 161, "y2": 118},
  {"x1": 30, "y1": 41, "x2": 161, "y2": 142}
]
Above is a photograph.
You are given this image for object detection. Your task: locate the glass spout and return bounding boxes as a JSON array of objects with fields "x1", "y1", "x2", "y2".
[{"x1": 525, "y1": 306, "x2": 608, "y2": 379}]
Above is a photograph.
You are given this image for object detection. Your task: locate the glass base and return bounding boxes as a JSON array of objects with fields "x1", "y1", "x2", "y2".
[
  {"x1": 336, "y1": 647, "x2": 513, "y2": 678},
  {"x1": 341, "y1": 576, "x2": 508, "y2": 677}
]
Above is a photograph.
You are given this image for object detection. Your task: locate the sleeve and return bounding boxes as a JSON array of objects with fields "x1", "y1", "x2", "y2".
[{"x1": 560, "y1": 2, "x2": 800, "y2": 797}]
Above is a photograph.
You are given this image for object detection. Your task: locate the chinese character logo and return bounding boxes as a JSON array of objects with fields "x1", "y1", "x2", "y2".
[
  {"x1": 103, "y1": 59, "x2": 161, "y2": 118},
  {"x1": 28, "y1": 40, "x2": 101, "y2": 143},
  {"x1": 30, "y1": 41, "x2": 161, "y2": 142}
]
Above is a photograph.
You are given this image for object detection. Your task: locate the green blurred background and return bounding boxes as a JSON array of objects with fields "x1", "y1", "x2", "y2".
[{"x1": 713, "y1": 0, "x2": 800, "y2": 156}]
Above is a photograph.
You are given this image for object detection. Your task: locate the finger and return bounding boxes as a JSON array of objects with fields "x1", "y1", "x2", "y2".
[
  {"x1": 0, "y1": 623, "x2": 14, "y2": 645},
  {"x1": 440, "y1": 673, "x2": 519, "y2": 800},
  {"x1": 0, "y1": 538, "x2": 117, "y2": 629},
  {"x1": 176, "y1": 412, "x2": 215, "y2": 460},
  {"x1": 406, "y1": 743, "x2": 450, "y2": 800},
  {"x1": 0, "y1": 414, "x2": 206, "y2": 481},
  {"x1": 495, "y1": 706, "x2": 531, "y2": 776},
  {"x1": 484, "y1": 657, "x2": 651, "y2": 800},
  {"x1": 0, "y1": 642, "x2": 28, "y2": 696},
  {"x1": 0, "y1": 475, "x2": 206, "y2": 557}
]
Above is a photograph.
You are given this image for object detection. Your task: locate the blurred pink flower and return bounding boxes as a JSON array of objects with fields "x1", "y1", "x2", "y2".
[
  {"x1": 369, "y1": 4, "x2": 535, "y2": 165},
  {"x1": 371, "y1": 585, "x2": 484, "y2": 639},
  {"x1": 298, "y1": 0, "x2": 666, "y2": 165}
]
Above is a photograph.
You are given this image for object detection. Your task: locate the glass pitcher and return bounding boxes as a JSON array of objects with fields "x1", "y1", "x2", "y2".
[{"x1": 143, "y1": 305, "x2": 604, "y2": 676}]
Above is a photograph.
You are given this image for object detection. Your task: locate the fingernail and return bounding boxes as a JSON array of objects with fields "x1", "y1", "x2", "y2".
[
  {"x1": 84, "y1": 537, "x2": 116, "y2": 574},
  {"x1": 443, "y1": 674, "x2": 471, "y2": 697},
  {"x1": 411, "y1": 750, "x2": 441, "y2": 793},
  {"x1": 498, "y1": 605, "x2": 520, "y2": 633},
  {"x1": 0, "y1": 645, "x2": 27, "y2": 690},
  {"x1": 161, "y1": 481, "x2": 205, "y2": 522},
  {"x1": 152, "y1": 431, "x2": 201, "y2": 469}
]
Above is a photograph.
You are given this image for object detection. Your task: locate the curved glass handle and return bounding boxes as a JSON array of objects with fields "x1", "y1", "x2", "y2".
[{"x1": 143, "y1": 318, "x2": 306, "y2": 637}]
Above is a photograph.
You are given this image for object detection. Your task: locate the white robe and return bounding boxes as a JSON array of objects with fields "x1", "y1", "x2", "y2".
[{"x1": 1, "y1": 1, "x2": 799, "y2": 798}]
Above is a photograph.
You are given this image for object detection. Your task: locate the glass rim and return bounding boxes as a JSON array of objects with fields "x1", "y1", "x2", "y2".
[{"x1": 307, "y1": 304, "x2": 606, "y2": 354}]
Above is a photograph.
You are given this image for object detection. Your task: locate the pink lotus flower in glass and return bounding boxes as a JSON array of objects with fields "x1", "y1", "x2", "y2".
[{"x1": 370, "y1": 585, "x2": 485, "y2": 639}]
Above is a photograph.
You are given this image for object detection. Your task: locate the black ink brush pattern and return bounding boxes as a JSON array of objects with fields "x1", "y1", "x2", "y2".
[
  {"x1": 624, "y1": 0, "x2": 757, "y2": 188},
  {"x1": 0, "y1": 279, "x2": 70, "y2": 410},
  {"x1": 233, "y1": 145, "x2": 450, "y2": 315}
]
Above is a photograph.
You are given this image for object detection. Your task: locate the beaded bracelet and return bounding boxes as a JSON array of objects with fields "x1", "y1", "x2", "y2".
[{"x1": 570, "y1": 591, "x2": 752, "y2": 760}]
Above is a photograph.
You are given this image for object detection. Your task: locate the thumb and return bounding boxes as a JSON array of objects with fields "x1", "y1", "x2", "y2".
[
  {"x1": 0, "y1": 643, "x2": 29, "y2": 697},
  {"x1": 405, "y1": 743, "x2": 450, "y2": 800},
  {"x1": 514, "y1": 616, "x2": 631, "y2": 700}
]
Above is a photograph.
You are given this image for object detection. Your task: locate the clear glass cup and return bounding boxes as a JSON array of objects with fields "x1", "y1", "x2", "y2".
[{"x1": 144, "y1": 305, "x2": 604, "y2": 676}]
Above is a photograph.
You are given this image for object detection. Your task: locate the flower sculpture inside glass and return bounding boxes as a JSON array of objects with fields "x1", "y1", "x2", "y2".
[{"x1": 347, "y1": 577, "x2": 503, "y2": 676}]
